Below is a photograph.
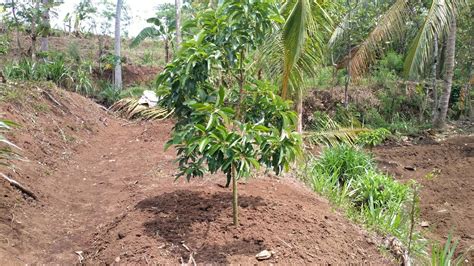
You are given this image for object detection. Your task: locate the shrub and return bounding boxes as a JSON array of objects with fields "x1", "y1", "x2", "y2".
[
  {"x1": 355, "y1": 128, "x2": 391, "y2": 147},
  {"x1": 0, "y1": 36, "x2": 9, "y2": 55},
  {"x1": 312, "y1": 144, "x2": 374, "y2": 185},
  {"x1": 72, "y1": 62, "x2": 94, "y2": 96},
  {"x1": 97, "y1": 82, "x2": 121, "y2": 106}
]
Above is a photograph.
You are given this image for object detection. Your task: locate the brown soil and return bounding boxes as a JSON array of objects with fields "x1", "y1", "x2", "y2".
[
  {"x1": 0, "y1": 82, "x2": 391, "y2": 264},
  {"x1": 374, "y1": 136, "x2": 474, "y2": 261},
  {"x1": 95, "y1": 64, "x2": 162, "y2": 87}
]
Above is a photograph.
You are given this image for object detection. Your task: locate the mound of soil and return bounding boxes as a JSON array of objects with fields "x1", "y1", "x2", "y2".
[
  {"x1": 95, "y1": 64, "x2": 162, "y2": 87},
  {"x1": 0, "y1": 82, "x2": 391, "y2": 264},
  {"x1": 375, "y1": 136, "x2": 474, "y2": 261},
  {"x1": 303, "y1": 86, "x2": 380, "y2": 126},
  {"x1": 88, "y1": 177, "x2": 388, "y2": 264}
]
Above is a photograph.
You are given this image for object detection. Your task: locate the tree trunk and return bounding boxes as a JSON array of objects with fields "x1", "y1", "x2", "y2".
[
  {"x1": 433, "y1": 18, "x2": 456, "y2": 130},
  {"x1": 344, "y1": 0, "x2": 352, "y2": 110},
  {"x1": 114, "y1": 0, "x2": 123, "y2": 90},
  {"x1": 175, "y1": 0, "x2": 182, "y2": 50},
  {"x1": 164, "y1": 39, "x2": 170, "y2": 63},
  {"x1": 297, "y1": 87, "x2": 303, "y2": 133},
  {"x1": 231, "y1": 164, "x2": 238, "y2": 226},
  {"x1": 40, "y1": 0, "x2": 50, "y2": 52},
  {"x1": 30, "y1": 1, "x2": 40, "y2": 61},
  {"x1": 11, "y1": 0, "x2": 22, "y2": 55},
  {"x1": 430, "y1": 35, "x2": 439, "y2": 121}
]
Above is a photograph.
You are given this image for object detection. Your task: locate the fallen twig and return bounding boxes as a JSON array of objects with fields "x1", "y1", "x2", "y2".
[
  {"x1": 40, "y1": 89, "x2": 63, "y2": 107},
  {"x1": 276, "y1": 236, "x2": 293, "y2": 249},
  {"x1": 1, "y1": 173, "x2": 37, "y2": 200},
  {"x1": 182, "y1": 243, "x2": 191, "y2": 252}
]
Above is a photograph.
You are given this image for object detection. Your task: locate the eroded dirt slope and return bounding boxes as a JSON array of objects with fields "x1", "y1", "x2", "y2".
[{"x1": 0, "y1": 82, "x2": 390, "y2": 264}]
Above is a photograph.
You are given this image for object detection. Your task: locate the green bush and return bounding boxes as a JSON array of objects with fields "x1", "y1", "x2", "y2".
[
  {"x1": 97, "y1": 82, "x2": 121, "y2": 106},
  {"x1": 3, "y1": 59, "x2": 39, "y2": 80},
  {"x1": 378, "y1": 51, "x2": 404, "y2": 74},
  {"x1": 355, "y1": 128, "x2": 391, "y2": 147},
  {"x1": 0, "y1": 36, "x2": 9, "y2": 55}
]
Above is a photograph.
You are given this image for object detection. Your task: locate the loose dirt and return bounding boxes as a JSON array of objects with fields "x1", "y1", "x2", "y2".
[
  {"x1": 0, "y1": 83, "x2": 391, "y2": 264},
  {"x1": 375, "y1": 136, "x2": 474, "y2": 261}
]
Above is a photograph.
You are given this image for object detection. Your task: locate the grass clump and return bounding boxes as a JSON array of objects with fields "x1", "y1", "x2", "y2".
[{"x1": 306, "y1": 144, "x2": 424, "y2": 256}]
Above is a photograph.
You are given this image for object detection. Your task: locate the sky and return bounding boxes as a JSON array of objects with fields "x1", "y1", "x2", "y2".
[{"x1": 51, "y1": 0, "x2": 173, "y2": 37}]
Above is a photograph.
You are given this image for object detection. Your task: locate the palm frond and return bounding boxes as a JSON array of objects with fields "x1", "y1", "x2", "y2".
[
  {"x1": 303, "y1": 113, "x2": 370, "y2": 146},
  {"x1": 110, "y1": 98, "x2": 174, "y2": 121},
  {"x1": 350, "y1": 0, "x2": 409, "y2": 78},
  {"x1": 281, "y1": 0, "x2": 309, "y2": 99},
  {"x1": 0, "y1": 119, "x2": 20, "y2": 172},
  {"x1": 305, "y1": 128, "x2": 369, "y2": 147},
  {"x1": 403, "y1": 0, "x2": 466, "y2": 79}
]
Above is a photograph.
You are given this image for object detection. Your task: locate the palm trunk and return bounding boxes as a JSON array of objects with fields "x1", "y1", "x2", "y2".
[
  {"x1": 433, "y1": 18, "x2": 456, "y2": 130},
  {"x1": 114, "y1": 0, "x2": 123, "y2": 90},
  {"x1": 430, "y1": 35, "x2": 439, "y2": 121},
  {"x1": 343, "y1": 0, "x2": 352, "y2": 110},
  {"x1": 175, "y1": 0, "x2": 182, "y2": 50},
  {"x1": 40, "y1": 0, "x2": 50, "y2": 52}
]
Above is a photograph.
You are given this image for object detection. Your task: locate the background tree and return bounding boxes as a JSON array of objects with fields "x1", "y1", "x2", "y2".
[
  {"x1": 175, "y1": 0, "x2": 182, "y2": 49},
  {"x1": 114, "y1": 0, "x2": 123, "y2": 90},
  {"x1": 433, "y1": 17, "x2": 457, "y2": 129},
  {"x1": 329, "y1": 0, "x2": 467, "y2": 130},
  {"x1": 39, "y1": 0, "x2": 54, "y2": 53}
]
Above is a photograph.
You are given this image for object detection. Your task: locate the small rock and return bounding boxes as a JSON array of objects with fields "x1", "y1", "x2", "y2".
[
  {"x1": 437, "y1": 209, "x2": 448, "y2": 213},
  {"x1": 115, "y1": 256, "x2": 120, "y2": 263},
  {"x1": 118, "y1": 232, "x2": 125, "y2": 239},
  {"x1": 421, "y1": 221, "x2": 430, "y2": 227},
  {"x1": 256, "y1": 250, "x2": 272, "y2": 260}
]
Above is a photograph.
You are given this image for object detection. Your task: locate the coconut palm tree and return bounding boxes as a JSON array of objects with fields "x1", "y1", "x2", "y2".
[
  {"x1": 433, "y1": 17, "x2": 457, "y2": 129},
  {"x1": 265, "y1": 0, "x2": 332, "y2": 132},
  {"x1": 330, "y1": 0, "x2": 466, "y2": 130}
]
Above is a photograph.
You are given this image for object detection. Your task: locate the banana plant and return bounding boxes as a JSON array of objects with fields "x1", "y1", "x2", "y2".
[{"x1": 130, "y1": 4, "x2": 176, "y2": 63}]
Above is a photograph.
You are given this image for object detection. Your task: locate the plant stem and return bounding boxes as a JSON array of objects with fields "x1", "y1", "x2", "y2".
[
  {"x1": 232, "y1": 163, "x2": 239, "y2": 226},
  {"x1": 407, "y1": 184, "x2": 418, "y2": 256}
]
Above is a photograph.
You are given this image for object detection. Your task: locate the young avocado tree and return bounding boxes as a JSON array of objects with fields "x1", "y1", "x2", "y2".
[{"x1": 159, "y1": 0, "x2": 302, "y2": 225}]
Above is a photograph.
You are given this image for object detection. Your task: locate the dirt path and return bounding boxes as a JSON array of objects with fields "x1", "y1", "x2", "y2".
[{"x1": 27, "y1": 120, "x2": 179, "y2": 263}]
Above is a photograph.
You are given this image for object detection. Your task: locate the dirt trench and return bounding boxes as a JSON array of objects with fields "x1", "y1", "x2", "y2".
[{"x1": 0, "y1": 84, "x2": 391, "y2": 264}]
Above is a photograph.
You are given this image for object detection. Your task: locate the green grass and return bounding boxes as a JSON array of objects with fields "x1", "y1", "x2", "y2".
[
  {"x1": 303, "y1": 144, "x2": 425, "y2": 258},
  {"x1": 429, "y1": 232, "x2": 470, "y2": 266}
]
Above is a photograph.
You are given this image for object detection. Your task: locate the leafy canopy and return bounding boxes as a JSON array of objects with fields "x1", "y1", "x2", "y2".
[{"x1": 158, "y1": 0, "x2": 302, "y2": 183}]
